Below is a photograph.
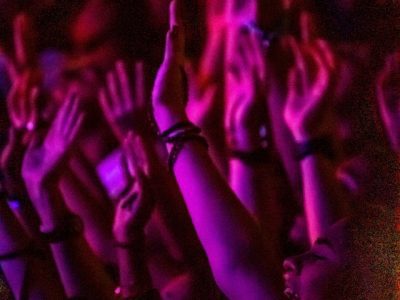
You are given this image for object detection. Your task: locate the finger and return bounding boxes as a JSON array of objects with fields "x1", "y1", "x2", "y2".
[
  {"x1": 249, "y1": 28, "x2": 267, "y2": 81},
  {"x1": 237, "y1": 28, "x2": 252, "y2": 68},
  {"x1": 118, "y1": 191, "x2": 138, "y2": 211},
  {"x1": 99, "y1": 88, "x2": 115, "y2": 120},
  {"x1": 225, "y1": 91, "x2": 242, "y2": 134},
  {"x1": 170, "y1": 0, "x2": 183, "y2": 28},
  {"x1": 27, "y1": 86, "x2": 39, "y2": 131},
  {"x1": 288, "y1": 37, "x2": 308, "y2": 89},
  {"x1": 68, "y1": 113, "x2": 85, "y2": 144},
  {"x1": 314, "y1": 39, "x2": 335, "y2": 70},
  {"x1": 115, "y1": 60, "x2": 134, "y2": 109},
  {"x1": 19, "y1": 72, "x2": 31, "y2": 128},
  {"x1": 63, "y1": 94, "x2": 81, "y2": 135},
  {"x1": 132, "y1": 134, "x2": 151, "y2": 177},
  {"x1": 56, "y1": 89, "x2": 77, "y2": 133},
  {"x1": 300, "y1": 11, "x2": 318, "y2": 43},
  {"x1": 287, "y1": 67, "x2": 304, "y2": 107},
  {"x1": 121, "y1": 149, "x2": 134, "y2": 183},
  {"x1": 14, "y1": 14, "x2": 35, "y2": 67},
  {"x1": 164, "y1": 25, "x2": 185, "y2": 64},
  {"x1": 123, "y1": 132, "x2": 141, "y2": 177},
  {"x1": 308, "y1": 46, "x2": 330, "y2": 99},
  {"x1": 4, "y1": 58, "x2": 17, "y2": 82},
  {"x1": 6, "y1": 80, "x2": 21, "y2": 128},
  {"x1": 107, "y1": 70, "x2": 123, "y2": 114},
  {"x1": 166, "y1": 0, "x2": 185, "y2": 64}
]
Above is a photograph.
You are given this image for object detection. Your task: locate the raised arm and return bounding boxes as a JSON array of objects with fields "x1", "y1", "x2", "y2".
[
  {"x1": 283, "y1": 38, "x2": 347, "y2": 243},
  {"x1": 151, "y1": 2, "x2": 281, "y2": 299},
  {"x1": 0, "y1": 192, "x2": 65, "y2": 299},
  {"x1": 99, "y1": 59, "x2": 218, "y2": 297},
  {"x1": 22, "y1": 91, "x2": 115, "y2": 299},
  {"x1": 225, "y1": 25, "x2": 283, "y2": 272},
  {"x1": 113, "y1": 133, "x2": 160, "y2": 299}
]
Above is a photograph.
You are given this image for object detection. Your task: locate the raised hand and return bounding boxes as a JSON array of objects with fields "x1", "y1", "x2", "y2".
[
  {"x1": 283, "y1": 38, "x2": 336, "y2": 142},
  {"x1": 99, "y1": 61, "x2": 149, "y2": 140},
  {"x1": 7, "y1": 77, "x2": 39, "y2": 131},
  {"x1": 376, "y1": 51, "x2": 400, "y2": 152},
  {"x1": 225, "y1": 26, "x2": 268, "y2": 151},
  {"x1": 22, "y1": 91, "x2": 84, "y2": 195},
  {"x1": 152, "y1": 0, "x2": 188, "y2": 132},
  {"x1": 113, "y1": 133, "x2": 156, "y2": 243},
  {"x1": 6, "y1": 13, "x2": 41, "y2": 131}
]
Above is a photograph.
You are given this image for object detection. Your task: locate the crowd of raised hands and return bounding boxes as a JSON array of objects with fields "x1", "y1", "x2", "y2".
[{"x1": 0, "y1": 1, "x2": 398, "y2": 299}]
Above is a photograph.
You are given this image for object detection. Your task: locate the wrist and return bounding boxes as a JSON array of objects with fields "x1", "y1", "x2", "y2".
[
  {"x1": 40, "y1": 213, "x2": 84, "y2": 243},
  {"x1": 153, "y1": 105, "x2": 188, "y2": 133},
  {"x1": 113, "y1": 228, "x2": 145, "y2": 245},
  {"x1": 295, "y1": 136, "x2": 335, "y2": 161},
  {"x1": 228, "y1": 126, "x2": 270, "y2": 152},
  {"x1": 292, "y1": 128, "x2": 332, "y2": 143}
]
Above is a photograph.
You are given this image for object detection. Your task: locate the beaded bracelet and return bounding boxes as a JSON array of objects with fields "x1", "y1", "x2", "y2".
[
  {"x1": 159, "y1": 121, "x2": 195, "y2": 139},
  {"x1": 159, "y1": 122, "x2": 209, "y2": 171}
]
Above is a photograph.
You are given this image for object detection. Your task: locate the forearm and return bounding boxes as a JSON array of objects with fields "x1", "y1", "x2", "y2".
[
  {"x1": 168, "y1": 139, "x2": 277, "y2": 298},
  {"x1": 31, "y1": 189, "x2": 115, "y2": 299},
  {"x1": 229, "y1": 159, "x2": 283, "y2": 267},
  {"x1": 116, "y1": 236, "x2": 152, "y2": 298},
  {"x1": 49, "y1": 237, "x2": 115, "y2": 299},
  {"x1": 59, "y1": 170, "x2": 115, "y2": 263},
  {"x1": 229, "y1": 160, "x2": 272, "y2": 217},
  {"x1": 301, "y1": 154, "x2": 346, "y2": 243},
  {"x1": 0, "y1": 200, "x2": 65, "y2": 299},
  {"x1": 143, "y1": 139, "x2": 208, "y2": 264}
]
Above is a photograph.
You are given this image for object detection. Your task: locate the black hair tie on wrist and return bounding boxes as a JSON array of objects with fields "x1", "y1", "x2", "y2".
[
  {"x1": 160, "y1": 121, "x2": 209, "y2": 172},
  {"x1": 295, "y1": 136, "x2": 335, "y2": 161},
  {"x1": 159, "y1": 121, "x2": 194, "y2": 139},
  {"x1": 229, "y1": 149, "x2": 271, "y2": 164},
  {"x1": 0, "y1": 241, "x2": 44, "y2": 261}
]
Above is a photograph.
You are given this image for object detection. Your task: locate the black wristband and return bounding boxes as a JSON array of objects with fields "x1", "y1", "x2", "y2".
[
  {"x1": 40, "y1": 214, "x2": 84, "y2": 244},
  {"x1": 296, "y1": 136, "x2": 335, "y2": 161},
  {"x1": 0, "y1": 241, "x2": 42, "y2": 261},
  {"x1": 229, "y1": 149, "x2": 270, "y2": 164}
]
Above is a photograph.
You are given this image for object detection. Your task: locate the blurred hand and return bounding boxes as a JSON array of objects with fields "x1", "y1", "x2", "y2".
[
  {"x1": 113, "y1": 133, "x2": 156, "y2": 243},
  {"x1": 22, "y1": 91, "x2": 84, "y2": 197},
  {"x1": 376, "y1": 52, "x2": 400, "y2": 152},
  {"x1": 225, "y1": 27, "x2": 268, "y2": 151},
  {"x1": 6, "y1": 13, "x2": 41, "y2": 131},
  {"x1": 283, "y1": 38, "x2": 336, "y2": 142},
  {"x1": 100, "y1": 61, "x2": 149, "y2": 141}
]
